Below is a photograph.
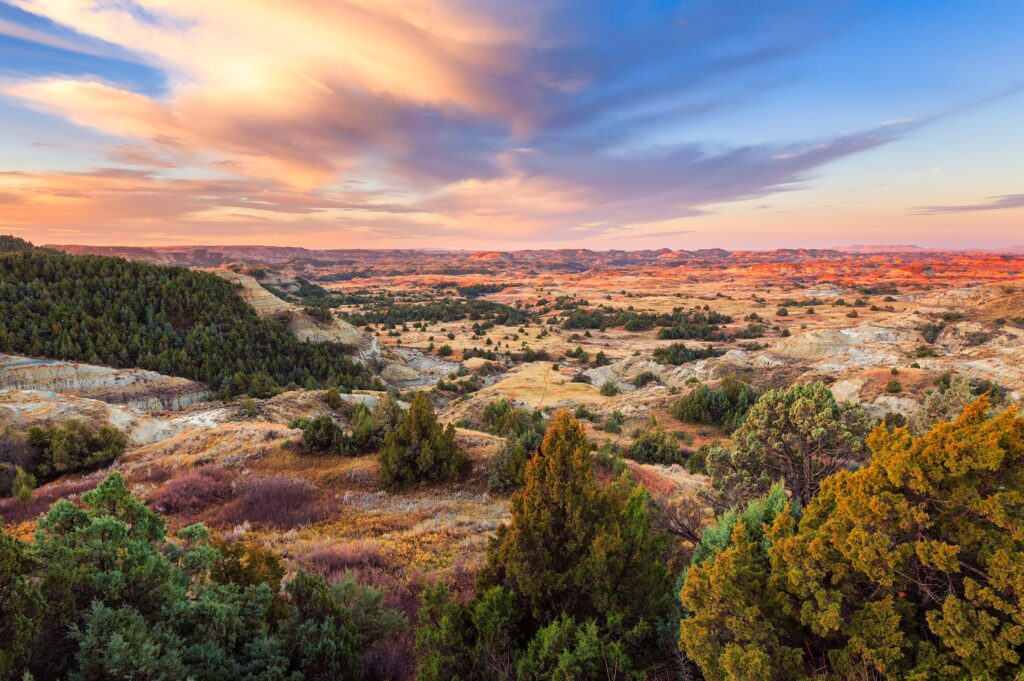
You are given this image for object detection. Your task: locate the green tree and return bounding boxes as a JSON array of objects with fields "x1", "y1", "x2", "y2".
[
  {"x1": 908, "y1": 374, "x2": 975, "y2": 434},
  {"x1": 285, "y1": 571, "x2": 405, "y2": 681},
  {"x1": 517, "y1": 616, "x2": 637, "y2": 681},
  {"x1": 415, "y1": 582, "x2": 477, "y2": 681},
  {"x1": 0, "y1": 523, "x2": 42, "y2": 679},
  {"x1": 485, "y1": 412, "x2": 672, "y2": 664},
  {"x1": 706, "y1": 381, "x2": 869, "y2": 508},
  {"x1": 302, "y1": 414, "x2": 344, "y2": 454},
  {"x1": 11, "y1": 467, "x2": 35, "y2": 503},
  {"x1": 378, "y1": 392, "x2": 468, "y2": 489}
]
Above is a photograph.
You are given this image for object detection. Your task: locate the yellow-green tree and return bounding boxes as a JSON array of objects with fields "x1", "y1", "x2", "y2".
[{"x1": 680, "y1": 398, "x2": 1024, "y2": 679}]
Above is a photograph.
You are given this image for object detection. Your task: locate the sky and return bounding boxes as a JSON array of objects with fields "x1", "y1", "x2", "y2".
[{"x1": 0, "y1": 0, "x2": 1021, "y2": 250}]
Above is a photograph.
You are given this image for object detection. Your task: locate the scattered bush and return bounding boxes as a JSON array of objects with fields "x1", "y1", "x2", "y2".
[
  {"x1": 599, "y1": 381, "x2": 620, "y2": 397},
  {"x1": 885, "y1": 379, "x2": 902, "y2": 393}
]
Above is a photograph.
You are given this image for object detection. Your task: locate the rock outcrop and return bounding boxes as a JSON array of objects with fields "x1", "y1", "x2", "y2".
[{"x1": 0, "y1": 354, "x2": 208, "y2": 411}]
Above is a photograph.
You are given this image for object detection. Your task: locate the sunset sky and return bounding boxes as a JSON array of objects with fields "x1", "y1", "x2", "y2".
[{"x1": 0, "y1": 0, "x2": 1021, "y2": 250}]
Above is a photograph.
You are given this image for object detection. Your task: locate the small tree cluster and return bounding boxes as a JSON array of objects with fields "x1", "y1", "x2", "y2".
[
  {"x1": 669, "y1": 376, "x2": 759, "y2": 433},
  {"x1": 25, "y1": 419, "x2": 127, "y2": 478},
  {"x1": 299, "y1": 393, "x2": 403, "y2": 456}
]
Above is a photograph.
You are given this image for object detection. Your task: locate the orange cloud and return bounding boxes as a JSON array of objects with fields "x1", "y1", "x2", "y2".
[{"x1": 3, "y1": 0, "x2": 543, "y2": 188}]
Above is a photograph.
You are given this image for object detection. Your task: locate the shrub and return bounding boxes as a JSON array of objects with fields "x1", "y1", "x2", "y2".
[
  {"x1": 323, "y1": 388, "x2": 344, "y2": 409},
  {"x1": 25, "y1": 420, "x2": 127, "y2": 478},
  {"x1": 920, "y1": 322, "x2": 945, "y2": 344},
  {"x1": 489, "y1": 428, "x2": 543, "y2": 494},
  {"x1": 482, "y1": 399, "x2": 543, "y2": 438},
  {"x1": 669, "y1": 376, "x2": 759, "y2": 433},
  {"x1": 885, "y1": 379, "x2": 902, "y2": 393},
  {"x1": 599, "y1": 381, "x2": 620, "y2": 397},
  {"x1": 148, "y1": 465, "x2": 232, "y2": 514},
  {"x1": 240, "y1": 397, "x2": 259, "y2": 418},
  {"x1": 517, "y1": 616, "x2": 634, "y2": 680},
  {"x1": 626, "y1": 428, "x2": 685, "y2": 465},
  {"x1": 11, "y1": 466, "x2": 36, "y2": 503},
  {"x1": 632, "y1": 371, "x2": 658, "y2": 387},
  {"x1": 220, "y1": 475, "x2": 325, "y2": 529},
  {"x1": 602, "y1": 410, "x2": 625, "y2": 434},
  {"x1": 437, "y1": 344, "x2": 454, "y2": 357},
  {"x1": 301, "y1": 414, "x2": 344, "y2": 454},
  {"x1": 378, "y1": 393, "x2": 469, "y2": 490}
]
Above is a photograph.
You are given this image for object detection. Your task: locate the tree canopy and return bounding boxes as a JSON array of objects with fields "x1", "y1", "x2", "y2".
[
  {"x1": 0, "y1": 246, "x2": 375, "y2": 397},
  {"x1": 680, "y1": 398, "x2": 1024, "y2": 679}
]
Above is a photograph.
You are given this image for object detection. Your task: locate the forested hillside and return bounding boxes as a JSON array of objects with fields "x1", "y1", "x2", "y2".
[{"x1": 0, "y1": 241, "x2": 375, "y2": 397}]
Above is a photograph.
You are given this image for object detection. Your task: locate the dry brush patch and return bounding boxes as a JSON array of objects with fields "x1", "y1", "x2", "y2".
[
  {"x1": 147, "y1": 464, "x2": 232, "y2": 514},
  {"x1": 215, "y1": 474, "x2": 329, "y2": 530},
  {"x1": 0, "y1": 476, "x2": 100, "y2": 530}
]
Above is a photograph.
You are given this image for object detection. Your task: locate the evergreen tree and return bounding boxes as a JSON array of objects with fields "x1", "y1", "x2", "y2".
[
  {"x1": 378, "y1": 392, "x2": 468, "y2": 489},
  {"x1": 706, "y1": 381, "x2": 869, "y2": 508},
  {"x1": 680, "y1": 399, "x2": 1024, "y2": 679}
]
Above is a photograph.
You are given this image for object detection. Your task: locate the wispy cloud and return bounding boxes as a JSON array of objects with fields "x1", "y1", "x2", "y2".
[{"x1": 913, "y1": 193, "x2": 1024, "y2": 214}]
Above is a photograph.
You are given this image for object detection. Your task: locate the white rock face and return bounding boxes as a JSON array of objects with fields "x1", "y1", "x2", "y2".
[
  {"x1": 767, "y1": 325, "x2": 917, "y2": 369},
  {"x1": 0, "y1": 354, "x2": 208, "y2": 411}
]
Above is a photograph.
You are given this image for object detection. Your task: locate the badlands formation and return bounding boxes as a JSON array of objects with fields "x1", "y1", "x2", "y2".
[{"x1": 3, "y1": 246, "x2": 1023, "y2": 584}]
